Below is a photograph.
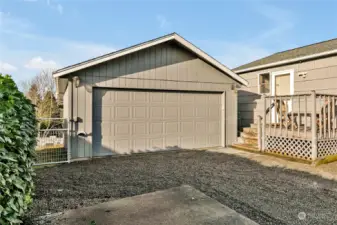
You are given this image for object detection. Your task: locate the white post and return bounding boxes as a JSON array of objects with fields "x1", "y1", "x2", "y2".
[
  {"x1": 67, "y1": 118, "x2": 71, "y2": 163},
  {"x1": 311, "y1": 91, "x2": 318, "y2": 160},
  {"x1": 262, "y1": 95, "x2": 266, "y2": 151},
  {"x1": 257, "y1": 115, "x2": 262, "y2": 151}
]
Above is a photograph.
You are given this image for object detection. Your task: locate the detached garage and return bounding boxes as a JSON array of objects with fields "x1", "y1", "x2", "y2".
[{"x1": 54, "y1": 33, "x2": 248, "y2": 159}]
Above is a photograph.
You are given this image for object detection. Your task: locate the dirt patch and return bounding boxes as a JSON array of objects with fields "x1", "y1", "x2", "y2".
[{"x1": 24, "y1": 150, "x2": 337, "y2": 225}]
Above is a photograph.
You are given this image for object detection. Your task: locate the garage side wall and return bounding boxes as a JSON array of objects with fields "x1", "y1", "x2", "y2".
[
  {"x1": 225, "y1": 90, "x2": 238, "y2": 146},
  {"x1": 69, "y1": 42, "x2": 238, "y2": 158}
]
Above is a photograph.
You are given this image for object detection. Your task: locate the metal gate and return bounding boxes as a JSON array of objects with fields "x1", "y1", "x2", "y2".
[{"x1": 35, "y1": 118, "x2": 71, "y2": 165}]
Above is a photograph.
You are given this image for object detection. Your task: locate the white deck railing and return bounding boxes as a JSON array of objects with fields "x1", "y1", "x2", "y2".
[{"x1": 258, "y1": 91, "x2": 337, "y2": 160}]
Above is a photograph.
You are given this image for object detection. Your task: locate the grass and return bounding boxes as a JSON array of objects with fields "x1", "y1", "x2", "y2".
[{"x1": 315, "y1": 154, "x2": 337, "y2": 166}]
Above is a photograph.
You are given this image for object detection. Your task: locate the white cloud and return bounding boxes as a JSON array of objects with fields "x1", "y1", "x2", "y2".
[
  {"x1": 46, "y1": 0, "x2": 64, "y2": 15},
  {"x1": 56, "y1": 4, "x2": 63, "y2": 14},
  {"x1": 156, "y1": 15, "x2": 170, "y2": 28},
  {"x1": 253, "y1": 4, "x2": 295, "y2": 44},
  {"x1": 199, "y1": 4, "x2": 296, "y2": 69},
  {"x1": 0, "y1": 62, "x2": 17, "y2": 72},
  {"x1": 23, "y1": 0, "x2": 63, "y2": 15},
  {"x1": 219, "y1": 43, "x2": 270, "y2": 68},
  {"x1": 0, "y1": 13, "x2": 116, "y2": 83},
  {"x1": 25, "y1": 57, "x2": 58, "y2": 70}
]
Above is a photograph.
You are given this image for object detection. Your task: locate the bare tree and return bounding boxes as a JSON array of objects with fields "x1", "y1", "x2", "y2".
[
  {"x1": 21, "y1": 69, "x2": 56, "y2": 98},
  {"x1": 21, "y1": 69, "x2": 61, "y2": 128}
]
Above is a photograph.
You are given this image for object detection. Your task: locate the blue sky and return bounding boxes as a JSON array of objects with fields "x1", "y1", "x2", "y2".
[{"x1": 0, "y1": 0, "x2": 336, "y2": 84}]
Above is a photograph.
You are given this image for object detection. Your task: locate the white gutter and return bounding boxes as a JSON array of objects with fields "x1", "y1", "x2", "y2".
[{"x1": 234, "y1": 49, "x2": 337, "y2": 74}]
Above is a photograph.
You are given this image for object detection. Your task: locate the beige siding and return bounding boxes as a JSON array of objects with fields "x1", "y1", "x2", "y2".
[
  {"x1": 62, "y1": 84, "x2": 69, "y2": 119},
  {"x1": 68, "y1": 42, "x2": 238, "y2": 158},
  {"x1": 225, "y1": 90, "x2": 238, "y2": 145},
  {"x1": 238, "y1": 55, "x2": 337, "y2": 129}
]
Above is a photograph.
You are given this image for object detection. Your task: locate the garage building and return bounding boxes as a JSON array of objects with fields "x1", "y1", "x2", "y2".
[{"x1": 54, "y1": 33, "x2": 248, "y2": 159}]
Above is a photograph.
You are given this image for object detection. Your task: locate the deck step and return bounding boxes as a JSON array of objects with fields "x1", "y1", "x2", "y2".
[
  {"x1": 250, "y1": 124, "x2": 258, "y2": 129},
  {"x1": 237, "y1": 136, "x2": 258, "y2": 145},
  {"x1": 242, "y1": 127, "x2": 258, "y2": 135},
  {"x1": 240, "y1": 132, "x2": 257, "y2": 139},
  {"x1": 231, "y1": 143, "x2": 259, "y2": 152}
]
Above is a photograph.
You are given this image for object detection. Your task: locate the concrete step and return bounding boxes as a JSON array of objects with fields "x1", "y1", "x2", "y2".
[
  {"x1": 240, "y1": 132, "x2": 258, "y2": 139},
  {"x1": 231, "y1": 143, "x2": 259, "y2": 152},
  {"x1": 250, "y1": 123, "x2": 258, "y2": 129},
  {"x1": 237, "y1": 136, "x2": 258, "y2": 145},
  {"x1": 243, "y1": 127, "x2": 258, "y2": 135}
]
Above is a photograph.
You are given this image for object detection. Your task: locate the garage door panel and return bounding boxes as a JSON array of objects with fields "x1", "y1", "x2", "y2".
[
  {"x1": 165, "y1": 92, "x2": 179, "y2": 102},
  {"x1": 195, "y1": 121, "x2": 207, "y2": 133},
  {"x1": 150, "y1": 122, "x2": 164, "y2": 135},
  {"x1": 150, "y1": 92, "x2": 164, "y2": 102},
  {"x1": 196, "y1": 107, "x2": 207, "y2": 118},
  {"x1": 208, "y1": 94, "x2": 221, "y2": 104},
  {"x1": 165, "y1": 122, "x2": 179, "y2": 134},
  {"x1": 181, "y1": 121, "x2": 194, "y2": 133},
  {"x1": 181, "y1": 107, "x2": 195, "y2": 118},
  {"x1": 149, "y1": 137, "x2": 164, "y2": 150},
  {"x1": 209, "y1": 108, "x2": 220, "y2": 118},
  {"x1": 114, "y1": 139, "x2": 130, "y2": 153},
  {"x1": 164, "y1": 106, "x2": 179, "y2": 119},
  {"x1": 115, "y1": 91, "x2": 130, "y2": 102},
  {"x1": 93, "y1": 89, "x2": 222, "y2": 155},
  {"x1": 115, "y1": 106, "x2": 130, "y2": 119},
  {"x1": 133, "y1": 106, "x2": 148, "y2": 119},
  {"x1": 209, "y1": 135, "x2": 221, "y2": 146},
  {"x1": 181, "y1": 93, "x2": 195, "y2": 103},
  {"x1": 209, "y1": 121, "x2": 220, "y2": 134},
  {"x1": 133, "y1": 122, "x2": 148, "y2": 135},
  {"x1": 195, "y1": 136, "x2": 207, "y2": 147},
  {"x1": 132, "y1": 139, "x2": 147, "y2": 152},
  {"x1": 133, "y1": 92, "x2": 148, "y2": 102},
  {"x1": 150, "y1": 107, "x2": 164, "y2": 119},
  {"x1": 181, "y1": 136, "x2": 195, "y2": 148},
  {"x1": 114, "y1": 123, "x2": 131, "y2": 136}
]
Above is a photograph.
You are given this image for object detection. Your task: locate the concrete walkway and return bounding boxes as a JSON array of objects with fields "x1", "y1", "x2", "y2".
[
  {"x1": 209, "y1": 148, "x2": 337, "y2": 181},
  {"x1": 46, "y1": 185, "x2": 259, "y2": 225}
]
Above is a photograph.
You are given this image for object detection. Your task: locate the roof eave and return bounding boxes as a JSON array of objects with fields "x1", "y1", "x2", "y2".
[
  {"x1": 53, "y1": 33, "x2": 248, "y2": 86},
  {"x1": 234, "y1": 49, "x2": 337, "y2": 74}
]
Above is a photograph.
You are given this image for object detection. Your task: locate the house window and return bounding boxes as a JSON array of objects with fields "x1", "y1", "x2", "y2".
[{"x1": 259, "y1": 73, "x2": 270, "y2": 94}]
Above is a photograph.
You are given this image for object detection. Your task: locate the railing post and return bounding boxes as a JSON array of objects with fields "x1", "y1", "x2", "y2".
[
  {"x1": 311, "y1": 91, "x2": 318, "y2": 160},
  {"x1": 67, "y1": 118, "x2": 71, "y2": 163},
  {"x1": 257, "y1": 115, "x2": 262, "y2": 151},
  {"x1": 262, "y1": 94, "x2": 266, "y2": 151}
]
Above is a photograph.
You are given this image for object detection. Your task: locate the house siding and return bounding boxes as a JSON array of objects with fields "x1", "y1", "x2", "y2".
[
  {"x1": 66, "y1": 41, "x2": 238, "y2": 158},
  {"x1": 62, "y1": 84, "x2": 69, "y2": 119},
  {"x1": 237, "y1": 54, "x2": 337, "y2": 129}
]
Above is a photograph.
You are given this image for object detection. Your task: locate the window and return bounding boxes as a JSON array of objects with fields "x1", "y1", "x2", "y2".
[{"x1": 259, "y1": 73, "x2": 270, "y2": 94}]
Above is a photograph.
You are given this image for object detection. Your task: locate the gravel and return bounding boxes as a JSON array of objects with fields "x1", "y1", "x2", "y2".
[{"x1": 24, "y1": 150, "x2": 337, "y2": 225}]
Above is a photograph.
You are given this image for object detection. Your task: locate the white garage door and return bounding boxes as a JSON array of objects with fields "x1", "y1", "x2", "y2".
[{"x1": 93, "y1": 89, "x2": 223, "y2": 156}]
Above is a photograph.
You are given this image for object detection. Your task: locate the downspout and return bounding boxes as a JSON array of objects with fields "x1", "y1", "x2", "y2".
[{"x1": 68, "y1": 78, "x2": 74, "y2": 163}]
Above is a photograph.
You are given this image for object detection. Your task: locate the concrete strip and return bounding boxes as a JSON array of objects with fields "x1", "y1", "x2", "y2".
[
  {"x1": 208, "y1": 148, "x2": 337, "y2": 181},
  {"x1": 48, "y1": 185, "x2": 259, "y2": 225}
]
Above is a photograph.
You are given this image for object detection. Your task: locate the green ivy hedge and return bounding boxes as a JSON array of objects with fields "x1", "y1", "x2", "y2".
[{"x1": 0, "y1": 74, "x2": 37, "y2": 224}]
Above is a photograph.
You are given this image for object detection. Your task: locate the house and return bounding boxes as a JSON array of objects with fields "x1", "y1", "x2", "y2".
[
  {"x1": 233, "y1": 38, "x2": 337, "y2": 161},
  {"x1": 53, "y1": 33, "x2": 248, "y2": 159}
]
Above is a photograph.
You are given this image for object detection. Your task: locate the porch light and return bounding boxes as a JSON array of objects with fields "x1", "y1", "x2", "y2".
[{"x1": 73, "y1": 76, "x2": 80, "y2": 88}]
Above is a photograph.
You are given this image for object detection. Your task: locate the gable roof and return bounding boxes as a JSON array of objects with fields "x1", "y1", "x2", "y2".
[
  {"x1": 234, "y1": 38, "x2": 337, "y2": 73},
  {"x1": 53, "y1": 33, "x2": 248, "y2": 86}
]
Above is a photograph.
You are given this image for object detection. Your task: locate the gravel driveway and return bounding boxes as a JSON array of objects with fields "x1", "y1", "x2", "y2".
[{"x1": 24, "y1": 150, "x2": 337, "y2": 225}]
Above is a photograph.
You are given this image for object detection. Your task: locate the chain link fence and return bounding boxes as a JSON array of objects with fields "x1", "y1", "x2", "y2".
[{"x1": 35, "y1": 118, "x2": 70, "y2": 165}]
